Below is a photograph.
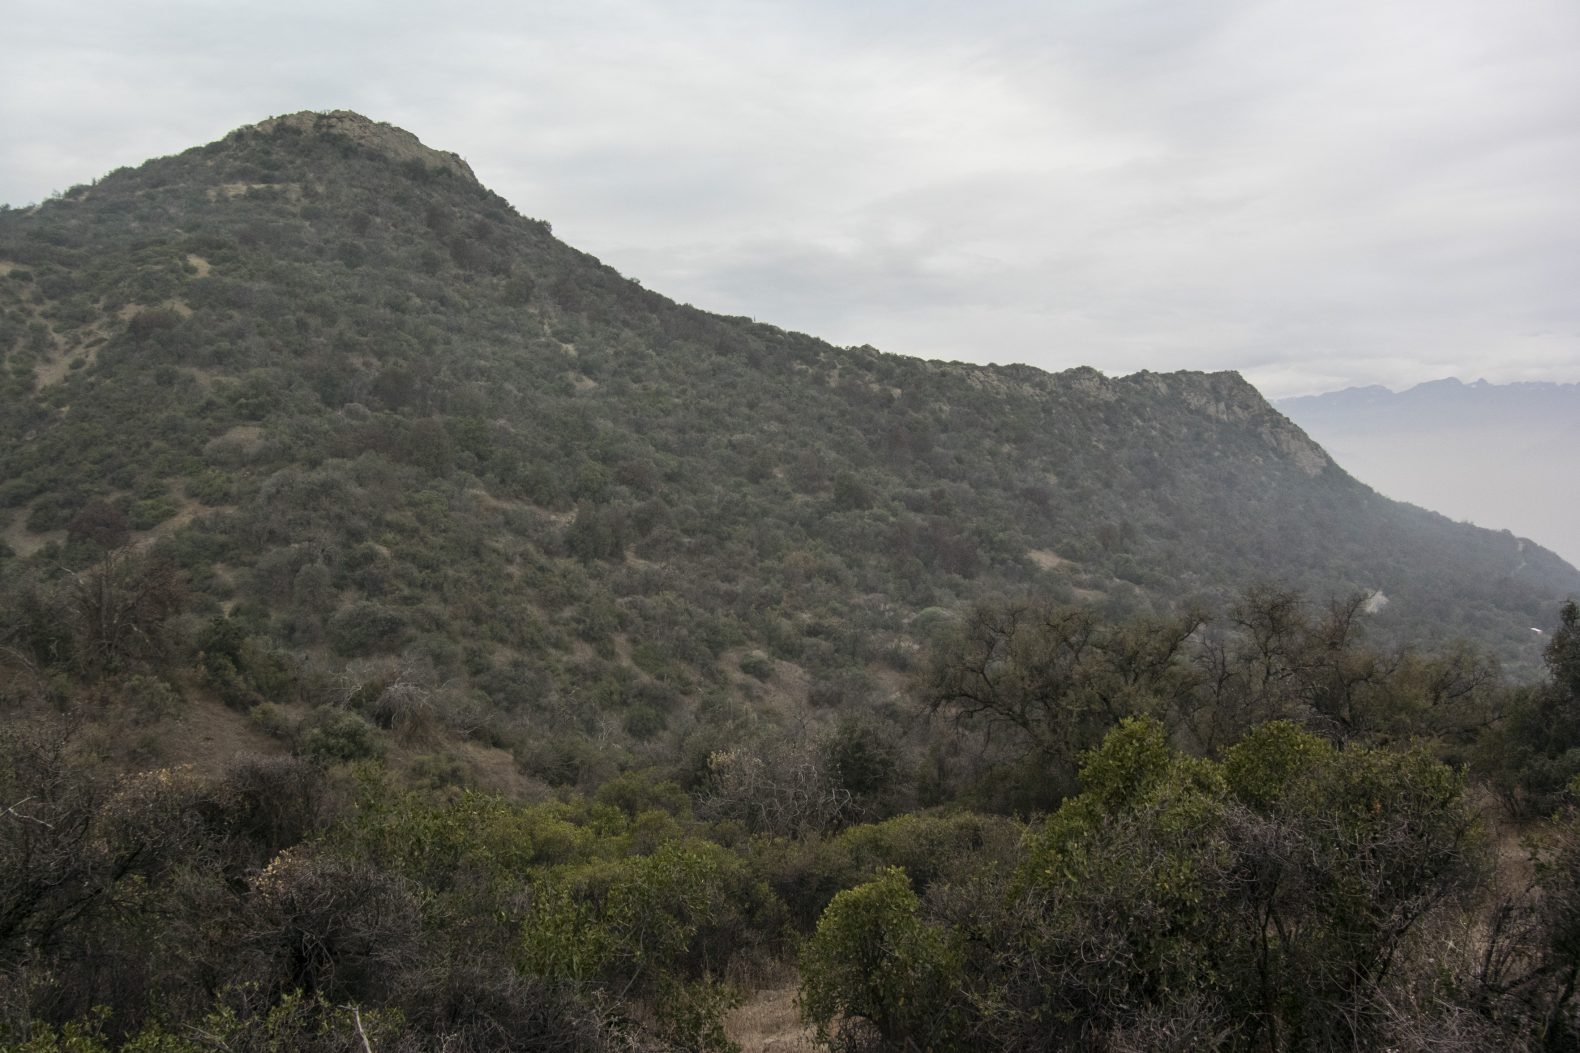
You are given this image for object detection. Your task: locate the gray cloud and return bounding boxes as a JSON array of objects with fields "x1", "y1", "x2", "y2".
[{"x1": 4, "y1": 0, "x2": 1577, "y2": 396}]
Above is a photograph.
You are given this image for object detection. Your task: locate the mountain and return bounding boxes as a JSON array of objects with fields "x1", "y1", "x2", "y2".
[
  {"x1": 1277, "y1": 378, "x2": 1580, "y2": 569},
  {"x1": 1, "y1": 111, "x2": 1576, "y2": 774},
  {"x1": 10, "y1": 110, "x2": 1580, "y2": 1053}
]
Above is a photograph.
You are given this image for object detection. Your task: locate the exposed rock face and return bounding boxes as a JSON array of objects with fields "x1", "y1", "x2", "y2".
[
  {"x1": 242, "y1": 110, "x2": 478, "y2": 184},
  {"x1": 1074, "y1": 368, "x2": 1334, "y2": 477}
]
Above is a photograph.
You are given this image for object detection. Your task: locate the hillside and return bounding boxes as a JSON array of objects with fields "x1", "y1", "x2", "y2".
[
  {"x1": 1277, "y1": 378, "x2": 1580, "y2": 568},
  {"x1": 6, "y1": 111, "x2": 1580, "y2": 1053},
  {"x1": 0, "y1": 112, "x2": 1576, "y2": 775}
]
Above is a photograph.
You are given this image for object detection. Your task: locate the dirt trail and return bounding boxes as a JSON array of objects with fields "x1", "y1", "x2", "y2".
[{"x1": 726, "y1": 984, "x2": 816, "y2": 1053}]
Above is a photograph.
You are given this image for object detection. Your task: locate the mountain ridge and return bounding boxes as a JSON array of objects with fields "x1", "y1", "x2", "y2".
[
  {"x1": 1279, "y1": 376, "x2": 1580, "y2": 417},
  {"x1": 1, "y1": 110, "x2": 1575, "y2": 759},
  {"x1": 1276, "y1": 377, "x2": 1580, "y2": 568}
]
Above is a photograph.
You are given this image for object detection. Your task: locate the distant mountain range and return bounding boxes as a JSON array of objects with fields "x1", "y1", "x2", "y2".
[{"x1": 1276, "y1": 378, "x2": 1580, "y2": 569}]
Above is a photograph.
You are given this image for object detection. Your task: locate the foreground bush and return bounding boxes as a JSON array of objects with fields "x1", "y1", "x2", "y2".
[{"x1": 799, "y1": 719, "x2": 1580, "y2": 1051}]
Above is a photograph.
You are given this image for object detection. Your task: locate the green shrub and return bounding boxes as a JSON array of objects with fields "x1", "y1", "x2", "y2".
[
  {"x1": 799, "y1": 867, "x2": 967, "y2": 1049},
  {"x1": 624, "y1": 703, "x2": 667, "y2": 741},
  {"x1": 326, "y1": 601, "x2": 407, "y2": 656},
  {"x1": 123, "y1": 674, "x2": 182, "y2": 722},
  {"x1": 298, "y1": 707, "x2": 380, "y2": 763},
  {"x1": 520, "y1": 838, "x2": 778, "y2": 992},
  {"x1": 185, "y1": 468, "x2": 234, "y2": 505},
  {"x1": 334, "y1": 786, "x2": 597, "y2": 891},
  {"x1": 128, "y1": 497, "x2": 178, "y2": 531},
  {"x1": 738, "y1": 653, "x2": 774, "y2": 681},
  {"x1": 799, "y1": 719, "x2": 1485, "y2": 1051}
]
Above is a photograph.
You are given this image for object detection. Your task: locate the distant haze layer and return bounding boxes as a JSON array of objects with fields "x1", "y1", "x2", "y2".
[{"x1": 1276, "y1": 379, "x2": 1580, "y2": 571}]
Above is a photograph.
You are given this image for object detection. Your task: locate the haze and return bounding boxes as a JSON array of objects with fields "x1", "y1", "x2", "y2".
[{"x1": 1279, "y1": 379, "x2": 1580, "y2": 569}]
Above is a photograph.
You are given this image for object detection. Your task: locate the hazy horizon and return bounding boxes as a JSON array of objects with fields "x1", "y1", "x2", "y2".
[{"x1": 1277, "y1": 379, "x2": 1580, "y2": 568}]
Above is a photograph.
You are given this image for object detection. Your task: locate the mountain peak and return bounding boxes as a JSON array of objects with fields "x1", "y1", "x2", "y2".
[
  {"x1": 2, "y1": 118, "x2": 1575, "y2": 684},
  {"x1": 236, "y1": 110, "x2": 478, "y2": 185}
]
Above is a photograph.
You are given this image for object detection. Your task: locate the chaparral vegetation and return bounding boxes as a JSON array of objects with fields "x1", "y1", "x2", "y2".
[{"x1": 1, "y1": 113, "x2": 1576, "y2": 1051}]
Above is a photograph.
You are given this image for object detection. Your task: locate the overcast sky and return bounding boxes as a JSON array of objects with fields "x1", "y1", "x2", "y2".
[{"x1": 4, "y1": 0, "x2": 1577, "y2": 397}]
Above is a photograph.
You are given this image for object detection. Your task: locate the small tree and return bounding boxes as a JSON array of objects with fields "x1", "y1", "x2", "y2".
[
  {"x1": 800, "y1": 867, "x2": 967, "y2": 1049},
  {"x1": 69, "y1": 548, "x2": 184, "y2": 676},
  {"x1": 918, "y1": 598, "x2": 1201, "y2": 795}
]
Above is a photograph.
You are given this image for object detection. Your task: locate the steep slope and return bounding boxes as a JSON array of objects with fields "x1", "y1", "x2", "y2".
[
  {"x1": 1277, "y1": 378, "x2": 1580, "y2": 568},
  {"x1": 0, "y1": 112, "x2": 1574, "y2": 760}
]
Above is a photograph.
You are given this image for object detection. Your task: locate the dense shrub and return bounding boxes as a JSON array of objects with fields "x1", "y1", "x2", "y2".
[
  {"x1": 327, "y1": 601, "x2": 408, "y2": 656},
  {"x1": 298, "y1": 708, "x2": 380, "y2": 762},
  {"x1": 800, "y1": 718, "x2": 1492, "y2": 1051}
]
